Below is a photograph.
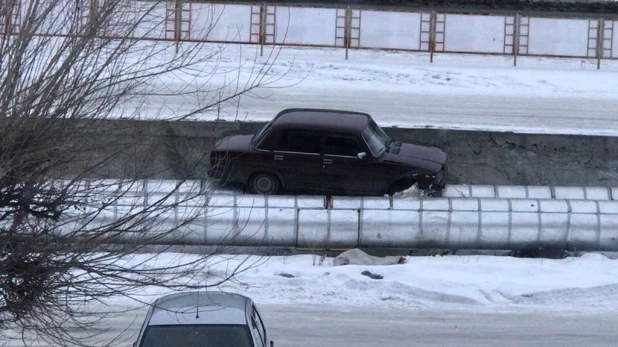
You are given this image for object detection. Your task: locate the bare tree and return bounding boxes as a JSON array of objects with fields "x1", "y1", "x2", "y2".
[{"x1": 0, "y1": 0, "x2": 282, "y2": 344}]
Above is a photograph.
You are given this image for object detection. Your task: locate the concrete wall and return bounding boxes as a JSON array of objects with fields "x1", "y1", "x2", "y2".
[
  {"x1": 84, "y1": 119, "x2": 618, "y2": 188},
  {"x1": 384, "y1": 127, "x2": 618, "y2": 187}
]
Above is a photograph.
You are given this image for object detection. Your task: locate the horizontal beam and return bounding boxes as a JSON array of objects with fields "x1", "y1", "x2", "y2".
[{"x1": 42, "y1": 181, "x2": 618, "y2": 252}]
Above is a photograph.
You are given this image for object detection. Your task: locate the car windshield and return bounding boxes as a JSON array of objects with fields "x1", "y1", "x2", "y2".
[
  {"x1": 361, "y1": 120, "x2": 390, "y2": 157},
  {"x1": 251, "y1": 119, "x2": 274, "y2": 148},
  {"x1": 139, "y1": 324, "x2": 253, "y2": 347}
]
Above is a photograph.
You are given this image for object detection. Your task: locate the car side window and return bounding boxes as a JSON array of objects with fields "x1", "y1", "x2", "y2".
[
  {"x1": 324, "y1": 134, "x2": 363, "y2": 157},
  {"x1": 251, "y1": 306, "x2": 267, "y2": 346},
  {"x1": 274, "y1": 130, "x2": 321, "y2": 154}
]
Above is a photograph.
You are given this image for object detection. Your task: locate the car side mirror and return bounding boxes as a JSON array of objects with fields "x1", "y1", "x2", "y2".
[{"x1": 357, "y1": 152, "x2": 367, "y2": 159}]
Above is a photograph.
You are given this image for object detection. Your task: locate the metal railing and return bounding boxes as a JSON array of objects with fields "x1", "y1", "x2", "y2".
[
  {"x1": 2, "y1": 1, "x2": 617, "y2": 66},
  {"x1": 37, "y1": 180, "x2": 618, "y2": 251}
]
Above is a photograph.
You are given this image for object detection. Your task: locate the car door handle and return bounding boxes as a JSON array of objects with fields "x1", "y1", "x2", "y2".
[
  {"x1": 323, "y1": 159, "x2": 333, "y2": 165},
  {"x1": 274, "y1": 155, "x2": 284, "y2": 161}
]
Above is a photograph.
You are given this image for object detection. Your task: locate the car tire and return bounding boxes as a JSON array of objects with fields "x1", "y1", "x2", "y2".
[
  {"x1": 249, "y1": 173, "x2": 280, "y2": 195},
  {"x1": 425, "y1": 189, "x2": 442, "y2": 198}
]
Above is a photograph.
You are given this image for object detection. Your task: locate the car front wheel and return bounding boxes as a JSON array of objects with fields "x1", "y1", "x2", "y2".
[{"x1": 249, "y1": 173, "x2": 280, "y2": 195}]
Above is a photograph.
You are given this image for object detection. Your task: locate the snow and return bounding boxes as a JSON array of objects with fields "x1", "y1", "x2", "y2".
[
  {"x1": 114, "y1": 252, "x2": 618, "y2": 313},
  {"x1": 105, "y1": 44, "x2": 618, "y2": 317},
  {"x1": 7, "y1": 9, "x2": 618, "y2": 344},
  {"x1": 134, "y1": 44, "x2": 618, "y2": 136}
]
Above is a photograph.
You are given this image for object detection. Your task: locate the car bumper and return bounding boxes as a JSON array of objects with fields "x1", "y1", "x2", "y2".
[
  {"x1": 433, "y1": 165, "x2": 447, "y2": 188},
  {"x1": 419, "y1": 165, "x2": 447, "y2": 192}
]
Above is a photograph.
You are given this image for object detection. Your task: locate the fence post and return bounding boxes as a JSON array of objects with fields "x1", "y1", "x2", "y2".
[
  {"x1": 345, "y1": 6, "x2": 351, "y2": 60},
  {"x1": 294, "y1": 196, "x2": 299, "y2": 248},
  {"x1": 513, "y1": 13, "x2": 520, "y2": 67},
  {"x1": 597, "y1": 18, "x2": 604, "y2": 70},
  {"x1": 430, "y1": 11, "x2": 436, "y2": 63},
  {"x1": 143, "y1": 180, "x2": 149, "y2": 208},
  {"x1": 260, "y1": 2, "x2": 266, "y2": 57},
  {"x1": 357, "y1": 197, "x2": 364, "y2": 248},
  {"x1": 174, "y1": 0, "x2": 182, "y2": 53}
]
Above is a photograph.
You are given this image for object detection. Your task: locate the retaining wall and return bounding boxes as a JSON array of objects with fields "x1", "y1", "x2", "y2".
[{"x1": 80, "y1": 119, "x2": 618, "y2": 188}]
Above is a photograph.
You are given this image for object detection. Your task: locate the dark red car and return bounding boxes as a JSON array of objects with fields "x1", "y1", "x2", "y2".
[{"x1": 208, "y1": 109, "x2": 447, "y2": 196}]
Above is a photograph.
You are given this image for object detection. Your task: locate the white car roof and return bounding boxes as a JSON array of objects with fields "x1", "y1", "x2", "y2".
[{"x1": 148, "y1": 291, "x2": 250, "y2": 326}]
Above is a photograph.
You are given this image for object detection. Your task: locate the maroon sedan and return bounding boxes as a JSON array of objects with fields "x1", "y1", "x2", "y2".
[{"x1": 208, "y1": 108, "x2": 447, "y2": 196}]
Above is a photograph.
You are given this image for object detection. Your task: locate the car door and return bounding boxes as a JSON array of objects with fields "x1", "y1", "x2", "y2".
[
  {"x1": 270, "y1": 129, "x2": 323, "y2": 192},
  {"x1": 321, "y1": 132, "x2": 378, "y2": 195}
]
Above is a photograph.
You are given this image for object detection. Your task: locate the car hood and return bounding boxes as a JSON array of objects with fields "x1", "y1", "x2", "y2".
[
  {"x1": 213, "y1": 134, "x2": 253, "y2": 151},
  {"x1": 382, "y1": 143, "x2": 447, "y2": 172}
]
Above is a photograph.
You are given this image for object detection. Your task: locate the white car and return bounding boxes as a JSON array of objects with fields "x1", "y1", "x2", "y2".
[{"x1": 134, "y1": 291, "x2": 274, "y2": 347}]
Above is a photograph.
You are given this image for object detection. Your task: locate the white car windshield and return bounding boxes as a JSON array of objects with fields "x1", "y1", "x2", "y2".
[{"x1": 361, "y1": 120, "x2": 390, "y2": 157}]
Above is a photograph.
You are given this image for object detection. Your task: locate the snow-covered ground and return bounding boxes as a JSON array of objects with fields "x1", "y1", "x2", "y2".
[
  {"x1": 98, "y1": 45, "x2": 618, "y2": 344},
  {"x1": 137, "y1": 44, "x2": 618, "y2": 136},
  {"x1": 48, "y1": 251, "x2": 615, "y2": 346},
  {"x1": 120, "y1": 44, "x2": 618, "y2": 312},
  {"x1": 101, "y1": 46, "x2": 618, "y2": 342},
  {"x1": 7, "y1": 252, "x2": 618, "y2": 346},
  {"x1": 118, "y1": 252, "x2": 618, "y2": 313},
  {"x1": 8, "y1": 45, "x2": 618, "y2": 344}
]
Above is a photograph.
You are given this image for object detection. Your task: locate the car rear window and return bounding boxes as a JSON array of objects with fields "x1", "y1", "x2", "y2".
[{"x1": 139, "y1": 324, "x2": 253, "y2": 347}]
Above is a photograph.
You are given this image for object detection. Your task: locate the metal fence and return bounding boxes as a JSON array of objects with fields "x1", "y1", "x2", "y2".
[
  {"x1": 2, "y1": 1, "x2": 617, "y2": 67},
  {"x1": 48, "y1": 180, "x2": 618, "y2": 251}
]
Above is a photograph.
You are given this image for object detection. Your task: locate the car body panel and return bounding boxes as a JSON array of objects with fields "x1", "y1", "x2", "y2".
[
  {"x1": 134, "y1": 292, "x2": 272, "y2": 347},
  {"x1": 148, "y1": 292, "x2": 249, "y2": 326},
  {"x1": 208, "y1": 108, "x2": 448, "y2": 195}
]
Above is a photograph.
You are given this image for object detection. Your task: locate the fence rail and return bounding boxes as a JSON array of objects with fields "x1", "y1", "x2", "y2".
[
  {"x1": 43, "y1": 180, "x2": 618, "y2": 251},
  {"x1": 2, "y1": 1, "x2": 618, "y2": 67}
]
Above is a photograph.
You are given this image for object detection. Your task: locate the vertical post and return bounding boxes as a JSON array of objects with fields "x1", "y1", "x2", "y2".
[
  {"x1": 357, "y1": 197, "x2": 364, "y2": 248},
  {"x1": 264, "y1": 194, "x2": 269, "y2": 242},
  {"x1": 260, "y1": 2, "x2": 265, "y2": 57},
  {"x1": 143, "y1": 180, "x2": 149, "y2": 209},
  {"x1": 514, "y1": 13, "x2": 520, "y2": 67},
  {"x1": 174, "y1": 184, "x2": 179, "y2": 227},
  {"x1": 597, "y1": 18, "x2": 604, "y2": 70},
  {"x1": 232, "y1": 192, "x2": 239, "y2": 236},
  {"x1": 2, "y1": 0, "x2": 11, "y2": 35},
  {"x1": 175, "y1": 0, "x2": 182, "y2": 53},
  {"x1": 429, "y1": 11, "x2": 436, "y2": 63},
  {"x1": 202, "y1": 180, "x2": 209, "y2": 243},
  {"x1": 345, "y1": 6, "x2": 351, "y2": 60},
  {"x1": 293, "y1": 196, "x2": 299, "y2": 248}
]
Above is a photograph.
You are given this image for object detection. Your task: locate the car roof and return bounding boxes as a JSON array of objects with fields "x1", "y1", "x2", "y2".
[
  {"x1": 272, "y1": 108, "x2": 371, "y2": 134},
  {"x1": 148, "y1": 291, "x2": 251, "y2": 326}
]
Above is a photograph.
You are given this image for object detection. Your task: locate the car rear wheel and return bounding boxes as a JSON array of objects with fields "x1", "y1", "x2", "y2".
[
  {"x1": 425, "y1": 189, "x2": 442, "y2": 197},
  {"x1": 249, "y1": 173, "x2": 280, "y2": 195}
]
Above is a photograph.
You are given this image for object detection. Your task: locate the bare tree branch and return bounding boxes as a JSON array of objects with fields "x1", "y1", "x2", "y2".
[{"x1": 0, "y1": 0, "x2": 285, "y2": 344}]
